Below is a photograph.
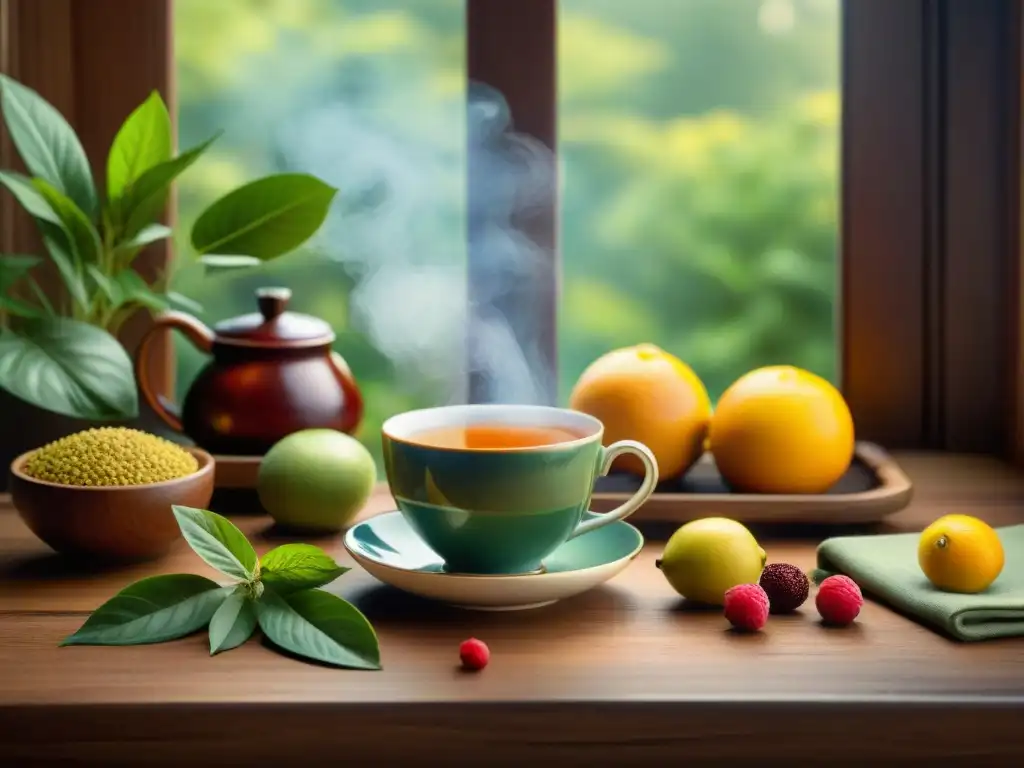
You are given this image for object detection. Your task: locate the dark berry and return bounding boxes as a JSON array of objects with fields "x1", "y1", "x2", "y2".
[{"x1": 759, "y1": 563, "x2": 810, "y2": 613}]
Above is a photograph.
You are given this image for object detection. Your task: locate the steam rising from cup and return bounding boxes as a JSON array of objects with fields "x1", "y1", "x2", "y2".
[{"x1": 280, "y1": 81, "x2": 556, "y2": 407}]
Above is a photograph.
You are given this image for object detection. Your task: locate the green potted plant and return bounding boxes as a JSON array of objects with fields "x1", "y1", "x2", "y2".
[{"x1": 0, "y1": 75, "x2": 337, "y2": 468}]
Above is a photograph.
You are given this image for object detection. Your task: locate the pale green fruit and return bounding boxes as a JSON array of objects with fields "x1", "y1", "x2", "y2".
[
  {"x1": 258, "y1": 429, "x2": 376, "y2": 532},
  {"x1": 655, "y1": 517, "x2": 767, "y2": 605}
]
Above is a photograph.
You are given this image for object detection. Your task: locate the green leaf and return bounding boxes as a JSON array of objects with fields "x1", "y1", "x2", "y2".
[
  {"x1": 88, "y1": 267, "x2": 166, "y2": 314},
  {"x1": 86, "y1": 264, "x2": 120, "y2": 306},
  {"x1": 260, "y1": 544, "x2": 350, "y2": 595},
  {"x1": 119, "y1": 134, "x2": 219, "y2": 238},
  {"x1": 60, "y1": 574, "x2": 227, "y2": 646},
  {"x1": 0, "y1": 74, "x2": 98, "y2": 218},
  {"x1": 31, "y1": 179, "x2": 101, "y2": 264},
  {"x1": 0, "y1": 170, "x2": 61, "y2": 225},
  {"x1": 0, "y1": 255, "x2": 42, "y2": 293},
  {"x1": 114, "y1": 270, "x2": 168, "y2": 312},
  {"x1": 256, "y1": 588, "x2": 380, "y2": 670},
  {"x1": 118, "y1": 223, "x2": 172, "y2": 251},
  {"x1": 200, "y1": 254, "x2": 263, "y2": 274},
  {"x1": 107, "y1": 91, "x2": 172, "y2": 201},
  {"x1": 24, "y1": 274, "x2": 55, "y2": 317},
  {"x1": 0, "y1": 256, "x2": 46, "y2": 319},
  {"x1": 208, "y1": 586, "x2": 258, "y2": 655},
  {"x1": 809, "y1": 568, "x2": 831, "y2": 586},
  {"x1": 0, "y1": 319, "x2": 138, "y2": 419},
  {"x1": 0, "y1": 295, "x2": 45, "y2": 319},
  {"x1": 190, "y1": 173, "x2": 337, "y2": 260},
  {"x1": 171, "y1": 506, "x2": 258, "y2": 581},
  {"x1": 41, "y1": 231, "x2": 90, "y2": 310},
  {"x1": 167, "y1": 291, "x2": 203, "y2": 314}
]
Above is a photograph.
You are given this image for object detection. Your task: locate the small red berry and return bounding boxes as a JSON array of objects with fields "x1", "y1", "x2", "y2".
[
  {"x1": 459, "y1": 637, "x2": 490, "y2": 670},
  {"x1": 723, "y1": 583, "x2": 770, "y2": 632},
  {"x1": 815, "y1": 575, "x2": 863, "y2": 625}
]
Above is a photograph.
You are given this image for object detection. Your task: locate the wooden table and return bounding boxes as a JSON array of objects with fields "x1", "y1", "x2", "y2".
[{"x1": 1, "y1": 453, "x2": 1023, "y2": 765}]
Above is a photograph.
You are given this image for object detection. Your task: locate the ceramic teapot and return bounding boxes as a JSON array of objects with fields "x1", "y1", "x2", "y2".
[{"x1": 134, "y1": 287, "x2": 363, "y2": 455}]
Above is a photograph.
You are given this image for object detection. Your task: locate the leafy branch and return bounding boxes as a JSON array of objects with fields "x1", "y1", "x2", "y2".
[
  {"x1": 0, "y1": 75, "x2": 337, "y2": 420},
  {"x1": 61, "y1": 506, "x2": 379, "y2": 670}
]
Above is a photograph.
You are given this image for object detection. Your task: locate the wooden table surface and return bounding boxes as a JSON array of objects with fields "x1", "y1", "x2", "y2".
[{"x1": 1, "y1": 452, "x2": 1023, "y2": 765}]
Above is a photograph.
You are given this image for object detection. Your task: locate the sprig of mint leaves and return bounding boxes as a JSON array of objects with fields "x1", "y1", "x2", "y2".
[{"x1": 59, "y1": 506, "x2": 380, "y2": 670}]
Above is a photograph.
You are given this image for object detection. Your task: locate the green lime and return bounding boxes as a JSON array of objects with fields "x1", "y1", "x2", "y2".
[{"x1": 257, "y1": 429, "x2": 376, "y2": 532}]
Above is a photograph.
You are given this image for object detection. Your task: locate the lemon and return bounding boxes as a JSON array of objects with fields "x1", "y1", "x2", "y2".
[
  {"x1": 656, "y1": 517, "x2": 767, "y2": 605},
  {"x1": 918, "y1": 514, "x2": 1004, "y2": 594}
]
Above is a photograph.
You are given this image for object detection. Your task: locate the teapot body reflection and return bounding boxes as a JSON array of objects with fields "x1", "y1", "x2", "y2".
[{"x1": 134, "y1": 287, "x2": 362, "y2": 455}]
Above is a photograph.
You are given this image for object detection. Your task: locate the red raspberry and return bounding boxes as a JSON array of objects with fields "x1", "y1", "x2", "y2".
[
  {"x1": 815, "y1": 575, "x2": 863, "y2": 625},
  {"x1": 459, "y1": 637, "x2": 490, "y2": 670},
  {"x1": 723, "y1": 584, "x2": 770, "y2": 632}
]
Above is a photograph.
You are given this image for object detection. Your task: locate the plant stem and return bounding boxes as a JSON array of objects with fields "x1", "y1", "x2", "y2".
[
  {"x1": 101, "y1": 209, "x2": 116, "y2": 272},
  {"x1": 26, "y1": 275, "x2": 55, "y2": 316},
  {"x1": 87, "y1": 235, "x2": 114, "y2": 327},
  {"x1": 106, "y1": 303, "x2": 139, "y2": 336}
]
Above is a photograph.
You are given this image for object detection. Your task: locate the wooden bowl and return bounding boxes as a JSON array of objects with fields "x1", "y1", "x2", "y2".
[{"x1": 8, "y1": 447, "x2": 215, "y2": 561}]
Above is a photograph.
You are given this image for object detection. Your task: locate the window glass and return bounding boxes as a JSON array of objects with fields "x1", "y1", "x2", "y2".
[
  {"x1": 558, "y1": 0, "x2": 840, "y2": 402},
  {"x1": 174, "y1": 0, "x2": 841, "y2": 473},
  {"x1": 174, "y1": 0, "x2": 466, "y2": 472}
]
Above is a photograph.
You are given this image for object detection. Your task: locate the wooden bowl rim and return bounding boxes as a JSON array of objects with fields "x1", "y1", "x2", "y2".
[{"x1": 9, "y1": 445, "x2": 215, "y2": 491}]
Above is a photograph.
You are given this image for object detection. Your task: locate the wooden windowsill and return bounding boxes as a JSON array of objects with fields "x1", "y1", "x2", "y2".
[{"x1": 0, "y1": 453, "x2": 1022, "y2": 762}]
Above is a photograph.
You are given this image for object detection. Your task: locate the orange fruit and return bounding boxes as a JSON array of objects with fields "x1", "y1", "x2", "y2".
[
  {"x1": 918, "y1": 514, "x2": 1004, "y2": 593},
  {"x1": 568, "y1": 343, "x2": 711, "y2": 480},
  {"x1": 708, "y1": 365, "x2": 854, "y2": 494}
]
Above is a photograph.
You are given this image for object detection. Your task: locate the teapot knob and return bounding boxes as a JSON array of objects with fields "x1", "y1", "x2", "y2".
[{"x1": 256, "y1": 287, "x2": 292, "y2": 321}]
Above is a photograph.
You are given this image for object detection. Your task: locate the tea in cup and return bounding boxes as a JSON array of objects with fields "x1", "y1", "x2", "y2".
[{"x1": 381, "y1": 404, "x2": 658, "y2": 575}]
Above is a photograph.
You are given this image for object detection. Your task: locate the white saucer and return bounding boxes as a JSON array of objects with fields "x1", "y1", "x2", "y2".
[{"x1": 344, "y1": 510, "x2": 644, "y2": 610}]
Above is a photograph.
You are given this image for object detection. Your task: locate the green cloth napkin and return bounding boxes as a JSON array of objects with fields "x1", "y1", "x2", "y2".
[{"x1": 812, "y1": 525, "x2": 1024, "y2": 642}]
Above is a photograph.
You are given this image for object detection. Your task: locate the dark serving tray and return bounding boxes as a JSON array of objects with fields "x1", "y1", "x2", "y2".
[{"x1": 590, "y1": 441, "x2": 913, "y2": 524}]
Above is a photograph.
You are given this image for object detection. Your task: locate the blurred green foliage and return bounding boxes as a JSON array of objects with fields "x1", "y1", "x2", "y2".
[{"x1": 172, "y1": 0, "x2": 839, "y2": 474}]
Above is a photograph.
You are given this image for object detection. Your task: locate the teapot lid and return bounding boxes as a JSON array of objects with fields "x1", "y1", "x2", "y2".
[{"x1": 213, "y1": 287, "x2": 334, "y2": 348}]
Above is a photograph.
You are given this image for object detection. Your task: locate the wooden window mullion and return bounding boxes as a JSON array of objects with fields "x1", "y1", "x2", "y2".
[
  {"x1": 841, "y1": 0, "x2": 928, "y2": 449},
  {"x1": 466, "y1": 0, "x2": 559, "y2": 406}
]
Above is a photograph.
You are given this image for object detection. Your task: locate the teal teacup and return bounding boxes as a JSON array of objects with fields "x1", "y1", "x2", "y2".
[{"x1": 381, "y1": 404, "x2": 658, "y2": 575}]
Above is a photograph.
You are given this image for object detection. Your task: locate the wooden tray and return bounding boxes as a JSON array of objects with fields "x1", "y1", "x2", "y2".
[
  {"x1": 212, "y1": 455, "x2": 263, "y2": 490},
  {"x1": 203, "y1": 456, "x2": 263, "y2": 516},
  {"x1": 590, "y1": 441, "x2": 913, "y2": 525},
  {"x1": 212, "y1": 442, "x2": 913, "y2": 525}
]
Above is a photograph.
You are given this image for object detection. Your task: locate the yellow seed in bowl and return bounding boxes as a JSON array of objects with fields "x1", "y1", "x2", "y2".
[{"x1": 23, "y1": 427, "x2": 198, "y2": 487}]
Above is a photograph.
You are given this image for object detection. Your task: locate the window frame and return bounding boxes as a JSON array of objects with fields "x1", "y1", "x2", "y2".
[{"x1": 2, "y1": 0, "x2": 1022, "y2": 457}]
